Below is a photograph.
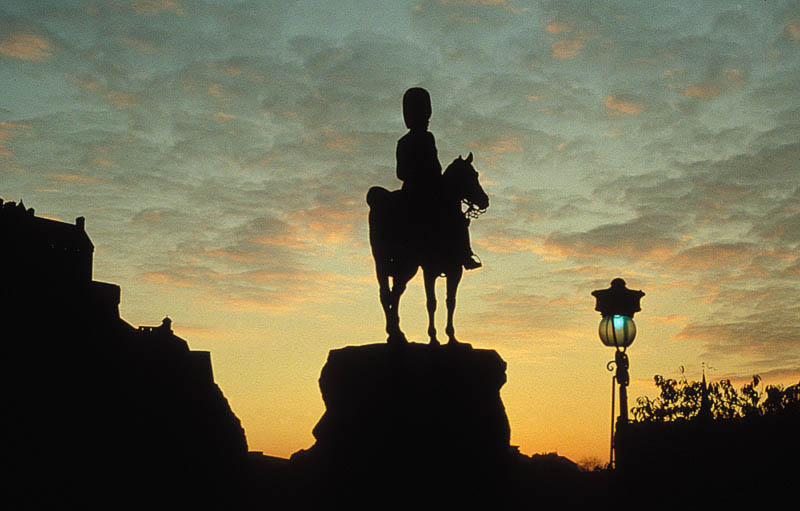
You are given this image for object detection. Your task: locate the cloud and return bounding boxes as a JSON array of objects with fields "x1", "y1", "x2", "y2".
[
  {"x1": 0, "y1": 121, "x2": 31, "y2": 157},
  {"x1": 683, "y1": 84, "x2": 719, "y2": 100},
  {"x1": 678, "y1": 314, "x2": 800, "y2": 360},
  {"x1": 50, "y1": 174, "x2": 106, "y2": 184},
  {"x1": 784, "y1": 22, "x2": 800, "y2": 41},
  {"x1": 475, "y1": 232, "x2": 545, "y2": 255},
  {"x1": 668, "y1": 242, "x2": 757, "y2": 271},
  {"x1": 546, "y1": 21, "x2": 571, "y2": 35},
  {"x1": 103, "y1": 91, "x2": 139, "y2": 108},
  {"x1": 412, "y1": 0, "x2": 519, "y2": 35},
  {"x1": 467, "y1": 134, "x2": 524, "y2": 154},
  {"x1": 465, "y1": 285, "x2": 590, "y2": 349},
  {"x1": 131, "y1": 207, "x2": 198, "y2": 234},
  {"x1": 0, "y1": 32, "x2": 53, "y2": 61},
  {"x1": 551, "y1": 38, "x2": 584, "y2": 59},
  {"x1": 321, "y1": 129, "x2": 360, "y2": 153},
  {"x1": 482, "y1": 142, "x2": 796, "y2": 293},
  {"x1": 125, "y1": 183, "x2": 370, "y2": 314},
  {"x1": 439, "y1": 0, "x2": 511, "y2": 6},
  {"x1": 144, "y1": 266, "x2": 211, "y2": 289},
  {"x1": 651, "y1": 314, "x2": 689, "y2": 324},
  {"x1": 781, "y1": 260, "x2": 800, "y2": 277},
  {"x1": 119, "y1": 36, "x2": 159, "y2": 55},
  {"x1": 747, "y1": 187, "x2": 800, "y2": 246},
  {"x1": 603, "y1": 95, "x2": 644, "y2": 115},
  {"x1": 543, "y1": 215, "x2": 688, "y2": 262},
  {"x1": 144, "y1": 263, "x2": 367, "y2": 314},
  {"x1": 290, "y1": 206, "x2": 360, "y2": 247},
  {"x1": 607, "y1": 143, "x2": 799, "y2": 237},
  {"x1": 131, "y1": 0, "x2": 185, "y2": 16}
]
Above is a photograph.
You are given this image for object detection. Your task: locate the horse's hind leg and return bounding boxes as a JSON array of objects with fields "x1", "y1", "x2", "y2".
[
  {"x1": 376, "y1": 265, "x2": 403, "y2": 344},
  {"x1": 388, "y1": 266, "x2": 417, "y2": 344},
  {"x1": 423, "y1": 267, "x2": 439, "y2": 345},
  {"x1": 445, "y1": 266, "x2": 463, "y2": 345}
]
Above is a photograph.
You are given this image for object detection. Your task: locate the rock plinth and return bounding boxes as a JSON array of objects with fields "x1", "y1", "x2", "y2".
[{"x1": 293, "y1": 342, "x2": 512, "y2": 508}]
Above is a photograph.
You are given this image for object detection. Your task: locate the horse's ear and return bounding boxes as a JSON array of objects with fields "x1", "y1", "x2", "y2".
[
  {"x1": 466, "y1": 152, "x2": 473, "y2": 163},
  {"x1": 458, "y1": 154, "x2": 463, "y2": 160}
]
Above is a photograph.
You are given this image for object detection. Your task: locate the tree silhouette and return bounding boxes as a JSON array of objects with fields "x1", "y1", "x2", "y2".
[
  {"x1": 621, "y1": 374, "x2": 799, "y2": 510},
  {"x1": 632, "y1": 373, "x2": 800, "y2": 422}
]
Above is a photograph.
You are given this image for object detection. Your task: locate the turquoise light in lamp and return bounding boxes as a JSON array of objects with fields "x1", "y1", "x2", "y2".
[{"x1": 598, "y1": 314, "x2": 637, "y2": 349}]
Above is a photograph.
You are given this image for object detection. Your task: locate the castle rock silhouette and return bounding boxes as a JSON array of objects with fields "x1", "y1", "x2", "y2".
[{"x1": 2, "y1": 199, "x2": 248, "y2": 509}]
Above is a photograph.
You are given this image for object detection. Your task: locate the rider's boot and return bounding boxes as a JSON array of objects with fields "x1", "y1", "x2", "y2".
[{"x1": 463, "y1": 252, "x2": 482, "y2": 270}]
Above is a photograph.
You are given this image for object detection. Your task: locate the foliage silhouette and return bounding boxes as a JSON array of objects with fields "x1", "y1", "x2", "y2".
[
  {"x1": 631, "y1": 372, "x2": 800, "y2": 422},
  {"x1": 619, "y1": 372, "x2": 799, "y2": 509}
]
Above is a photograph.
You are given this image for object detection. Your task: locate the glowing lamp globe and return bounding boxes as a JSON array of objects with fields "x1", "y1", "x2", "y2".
[{"x1": 598, "y1": 314, "x2": 636, "y2": 349}]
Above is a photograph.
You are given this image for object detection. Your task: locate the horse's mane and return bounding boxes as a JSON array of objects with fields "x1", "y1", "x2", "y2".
[{"x1": 443, "y1": 157, "x2": 466, "y2": 178}]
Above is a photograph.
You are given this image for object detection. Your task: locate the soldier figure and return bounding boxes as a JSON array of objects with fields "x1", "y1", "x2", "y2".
[{"x1": 396, "y1": 87, "x2": 481, "y2": 270}]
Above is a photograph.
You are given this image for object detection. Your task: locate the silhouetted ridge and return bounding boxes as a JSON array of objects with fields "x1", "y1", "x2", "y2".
[{"x1": 291, "y1": 342, "x2": 511, "y2": 508}]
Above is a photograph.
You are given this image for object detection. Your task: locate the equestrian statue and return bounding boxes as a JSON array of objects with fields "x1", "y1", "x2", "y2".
[{"x1": 366, "y1": 88, "x2": 489, "y2": 345}]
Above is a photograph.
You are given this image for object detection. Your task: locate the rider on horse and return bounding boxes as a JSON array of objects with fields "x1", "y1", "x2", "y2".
[{"x1": 396, "y1": 87, "x2": 481, "y2": 270}]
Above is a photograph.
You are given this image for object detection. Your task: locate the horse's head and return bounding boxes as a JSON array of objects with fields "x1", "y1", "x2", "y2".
[{"x1": 443, "y1": 152, "x2": 489, "y2": 214}]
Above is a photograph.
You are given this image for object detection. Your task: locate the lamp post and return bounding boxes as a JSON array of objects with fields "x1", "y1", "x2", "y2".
[{"x1": 591, "y1": 278, "x2": 644, "y2": 468}]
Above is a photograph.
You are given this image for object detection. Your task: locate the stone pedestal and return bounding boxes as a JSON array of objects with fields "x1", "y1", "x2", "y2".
[{"x1": 293, "y1": 342, "x2": 511, "y2": 508}]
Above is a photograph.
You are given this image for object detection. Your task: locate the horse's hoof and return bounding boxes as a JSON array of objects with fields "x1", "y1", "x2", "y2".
[
  {"x1": 429, "y1": 338, "x2": 440, "y2": 347},
  {"x1": 387, "y1": 333, "x2": 408, "y2": 345},
  {"x1": 447, "y1": 339, "x2": 472, "y2": 349}
]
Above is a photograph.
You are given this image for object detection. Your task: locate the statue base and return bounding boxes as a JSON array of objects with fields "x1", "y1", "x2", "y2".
[{"x1": 291, "y1": 342, "x2": 511, "y2": 507}]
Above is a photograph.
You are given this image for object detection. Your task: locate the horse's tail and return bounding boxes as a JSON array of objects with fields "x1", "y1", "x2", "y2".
[{"x1": 366, "y1": 186, "x2": 390, "y2": 210}]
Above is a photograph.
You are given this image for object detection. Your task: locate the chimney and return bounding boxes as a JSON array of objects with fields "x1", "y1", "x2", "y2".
[{"x1": 76, "y1": 216, "x2": 85, "y2": 230}]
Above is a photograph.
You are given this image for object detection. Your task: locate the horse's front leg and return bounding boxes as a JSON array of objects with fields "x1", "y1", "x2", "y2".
[
  {"x1": 445, "y1": 265, "x2": 463, "y2": 344},
  {"x1": 423, "y1": 267, "x2": 439, "y2": 345}
]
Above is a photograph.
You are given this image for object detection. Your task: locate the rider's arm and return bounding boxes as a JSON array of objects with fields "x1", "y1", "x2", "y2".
[
  {"x1": 427, "y1": 132, "x2": 442, "y2": 175},
  {"x1": 396, "y1": 137, "x2": 410, "y2": 182}
]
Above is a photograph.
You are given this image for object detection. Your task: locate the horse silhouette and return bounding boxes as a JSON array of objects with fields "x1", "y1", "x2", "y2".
[{"x1": 367, "y1": 153, "x2": 489, "y2": 345}]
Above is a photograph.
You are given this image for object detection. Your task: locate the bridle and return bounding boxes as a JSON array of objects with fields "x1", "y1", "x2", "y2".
[{"x1": 462, "y1": 199, "x2": 487, "y2": 219}]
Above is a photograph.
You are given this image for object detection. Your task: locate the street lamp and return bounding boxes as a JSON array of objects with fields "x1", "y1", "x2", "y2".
[{"x1": 591, "y1": 278, "x2": 645, "y2": 468}]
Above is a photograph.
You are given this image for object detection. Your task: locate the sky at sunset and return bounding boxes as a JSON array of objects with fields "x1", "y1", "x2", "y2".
[{"x1": 2, "y1": 1, "x2": 799, "y2": 464}]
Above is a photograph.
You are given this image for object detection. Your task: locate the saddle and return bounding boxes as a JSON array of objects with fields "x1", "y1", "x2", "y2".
[{"x1": 394, "y1": 189, "x2": 461, "y2": 266}]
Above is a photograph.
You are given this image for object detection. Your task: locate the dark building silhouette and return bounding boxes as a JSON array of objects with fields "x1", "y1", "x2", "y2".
[
  {"x1": 1, "y1": 199, "x2": 93, "y2": 280},
  {"x1": 2, "y1": 198, "x2": 248, "y2": 509}
]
